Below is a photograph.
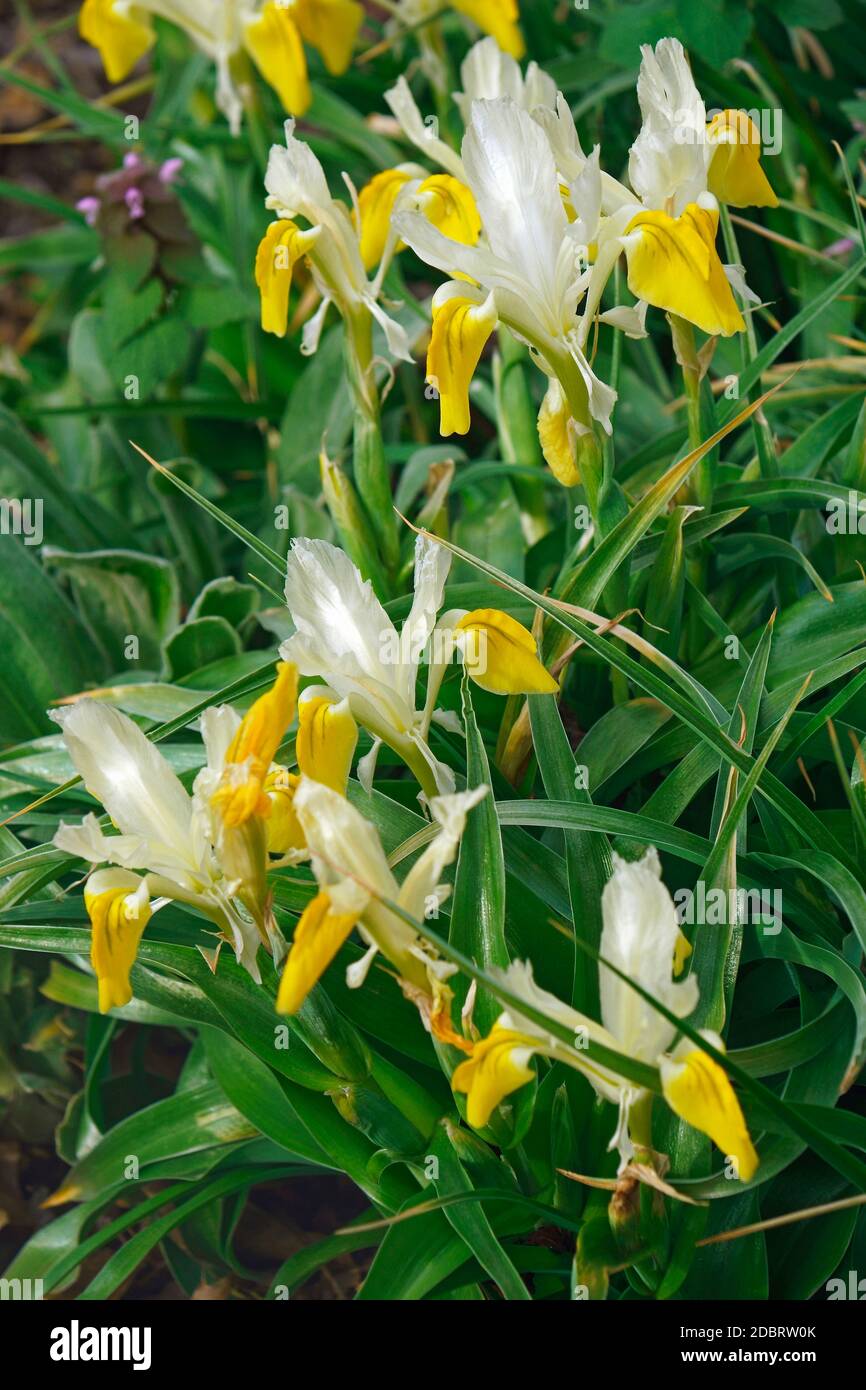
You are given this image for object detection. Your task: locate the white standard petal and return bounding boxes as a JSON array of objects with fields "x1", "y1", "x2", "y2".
[
  {"x1": 397, "y1": 784, "x2": 487, "y2": 920},
  {"x1": 524, "y1": 61, "x2": 559, "y2": 115},
  {"x1": 384, "y1": 75, "x2": 467, "y2": 180},
  {"x1": 282, "y1": 537, "x2": 401, "y2": 699},
  {"x1": 54, "y1": 812, "x2": 150, "y2": 870},
  {"x1": 50, "y1": 702, "x2": 196, "y2": 875},
  {"x1": 198, "y1": 704, "x2": 241, "y2": 776},
  {"x1": 569, "y1": 144, "x2": 602, "y2": 248},
  {"x1": 265, "y1": 119, "x2": 332, "y2": 221},
  {"x1": 462, "y1": 97, "x2": 567, "y2": 321},
  {"x1": 492, "y1": 959, "x2": 598, "y2": 1045},
  {"x1": 293, "y1": 776, "x2": 395, "y2": 900},
  {"x1": 628, "y1": 37, "x2": 709, "y2": 214},
  {"x1": 392, "y1": 207, "x2": 496, "y2": 286},
  {"x1": 399, "y1": 533, "x2": 452, "y2": 703},
  {"x1": 599, "y1": 847, "x2": 699, "y2": 1062},
  {"x1": 454, "y1": 37, "x2": 526, "y2": 122},
  {"x1": 531, "y1": 94, "x2": 586, "y2": 180}
]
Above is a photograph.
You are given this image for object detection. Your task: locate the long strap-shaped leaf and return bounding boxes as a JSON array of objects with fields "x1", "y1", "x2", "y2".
[{"x1": 400, "y1": 521, "x2": 856, "y2": 877}]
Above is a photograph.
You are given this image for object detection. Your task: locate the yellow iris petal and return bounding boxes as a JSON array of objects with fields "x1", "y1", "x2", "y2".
[
  {"x1": 707, "y1": 110, "x2": 778, "y2": 210},
  {"x1": 255, "y1": 220, "x2": 318, "y2": 336},
  {"x1": 293, "y1": 0, "x2": 364, "y2": 75},
  {"x1": 661, "y1": 1047, "x2": 759, "y2": 1182},
  {"x1": 264, "y1": 767, "x2": 306, "y2": 854},
  {"x1": 673, "y1": 929, "x2": 692, "y2": 976},
  {"x1": 358, "y1": 171, "x2": 480, "y2": 272},
  {"x1": 244, "y1": 2, "x2": 311, "y2": 115},
  {"x1": 79, "y1": 0, "x2": 154, "y2": 84},
  {"x1": 213, "y1": 662, "x2": 298, "y2": 829},
  {"x1": 427, "y1": 293, "x2": 497, "y2": 436},
  {"x1": 537, "y1": 380, "x2": 581, "y2": 486},
  {"x1": 451, "y1": 1026, "x2": 537, "y2": 1128},
  {"x1": 357, "y1": 168, "x2": 413, "y2": 270},
  {"x1": 452, "y1": 0, "x2": 525, "y2": 59},
  {"x1": 417, "y1": 175, "x2": 481, "y2": 247},
  {"x1": 276, "y1": 890, "x2": 360, "y2": 1013},
  {"x1": 86, "y1": 885, "x2": 151, "y2": 1014},
  {"x1": 456, "y1": 608, "x2": 558, "y2": 696},
  {"x1": 297, "y1": 696, "x2": 358, "y2": 793},
  {"x1": 625, "y1": 202, "x2": 745, "y2": 337}
]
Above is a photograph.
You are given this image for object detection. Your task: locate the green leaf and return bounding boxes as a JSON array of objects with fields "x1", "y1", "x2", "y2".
[
  {"x1": 529, "y1": 693, "x2": 611, "y2": 1012},
  {"x1": 449, "y1": 678, "x2": 509, "y2": 1032},
  {"x1": 162, "y1": 615, "x2": 242, "y2": 680},
  {"x1": 0, "y1": 537, "x2": 95, "y2": 742},
  {"x1": 42, "y1": 547, "x2": 180, "y2": 671},
  {"x1": 429, "y1": 1119, "x2": 531, "y2": 1300}
]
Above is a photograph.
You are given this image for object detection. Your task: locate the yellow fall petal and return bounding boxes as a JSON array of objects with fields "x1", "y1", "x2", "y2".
[
  {"x1": 707, "y1": 110, "x2": 778, "y2": 210},
  {"x1": 276, "y1": 890, "x2": 360, "y2": 1013},
  {"x1": 297, "y1": 696, "x2": 358, "y2": 793},
  {"x1": 661, "y1": 1046, "x2": 759, "y2": 1181},
  {"x1": 427, "y1": 293, "x2": 497, "y2": 436},
  {"x1": 624, "y1": 202, "x2": 745, "y2": 337},
  {"x1": 537, "y1": 380, "x2": 581, "y2": 486},
  {"x1": 417, "y1": 175, "x2": 481, "y2": 247},
  {"x1": 213, "y1": 662, "x2": 298, "y2": 828},
  {"x1": 255, "y1": 220, "x2": 319, "y2": 336},
  {"x1": 293, "y1": 0, "x2": 363, "y2": 75},
  {"x1": 673, "y1": 929, "x2": 692, "y2": 976},
  {"x1": 452, "y1": 0, "x2": 524, "y2": 59},
  {"x1": 244, "y1": 2, "x2": 311, "y2": 115},
  {"x1": 264, "y1": 767, "x2": 306, "y2": 854},
  {"x1": 456, "y1": 608, "x2": 558, "y2": 696},
  {"x1": 357, "y1": 168, "x2": 413, "y2": 271},
  {"x1": 86, "y1": 884, "x2": 151, "y2": 1014},
  {"x1": 451, "y1": 1026, "x2": 537, "y2": 1128},
  {"x1": 79, "y1": 0, "x2": 154, "y2": 84}
]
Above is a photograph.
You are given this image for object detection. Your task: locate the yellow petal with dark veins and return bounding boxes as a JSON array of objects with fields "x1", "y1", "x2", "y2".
[
  {"x1": 297, "y1": 696, "x2": 357, "y2": 794},
  {"x1": 661, "y1": 1046, "x2": 758, "y2": 1181},
  {"x1": 707, "y1": 110, "x2": 778, "y2": 210},
  {"x1": 456, "y1": 609, "x2": 558, "y2": 696},
  {"x1": 427, "y1": 294, "x2": 497, "y2": 436},
  {"x1": 276, "y1": 890, "x2": 360, "y2": 1013},
  {"x1": 79, "y1": 0, "x2": 154, "y2": 84},
  {"x1": 245, "y1": 2, "x2": 311, "y2": 114},
  {"x1": 451, "y1": 1026, "x2": 537, "y2": 1128},
  {"x1": 624, "y1": 202, "x2": 745, "y2": 337}
]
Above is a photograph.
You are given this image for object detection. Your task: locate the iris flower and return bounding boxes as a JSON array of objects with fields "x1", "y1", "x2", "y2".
[
  {"x1": 280, "y1": 532, "x2": 557, "y2": 801},
  {"x1": 78, "y1": 0, "x2": 363, "y2": 131},
  {"x1": 452, "y1": 849, "x2": 758, "y2": 1181},
  {"x1": 51, "y1": 662, "x2": 357, "y2": 1009},
  {"x1": 393, "y1": 96, "x2": 619, "y2": 482},
  {"x1": 277, "y1": 777, "x2": 486, "y2": 1042},
  {"x1": 255, "y1": 118, "x2": 414, "y2": 372}
]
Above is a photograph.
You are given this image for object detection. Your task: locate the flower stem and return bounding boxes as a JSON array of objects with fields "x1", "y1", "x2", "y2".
[
  {"x1": 345, "y1": 315, "x2": 401, "y2": 585},
  {"x1": 494, "y1": 330, "x2": 550, "y2": 545}
]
